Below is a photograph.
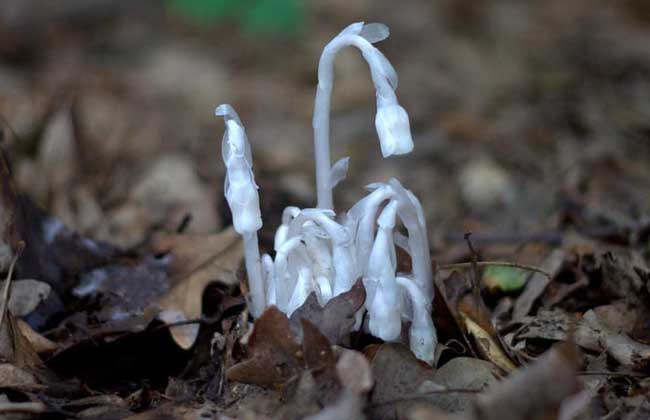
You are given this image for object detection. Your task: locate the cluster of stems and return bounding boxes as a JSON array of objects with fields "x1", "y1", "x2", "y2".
[{"x1": 217, "y1": 23, "x2": 436, "y2": 364}]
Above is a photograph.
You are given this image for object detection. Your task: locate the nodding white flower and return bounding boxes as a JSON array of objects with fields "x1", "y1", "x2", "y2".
[
  {"x1": 274, "y1": 206, "x2": 300, "y2": 251},
  {"x1": 366, "y1": 200, "x2": 402, "y2": 341},
  {"x1": 396, "y1": 276, "x2": 436, "y2": 365},
  {"x1": 313, "y1": 21, "x2": 413, "y2": 210},
  {"x1": 375, "y1": 101, "x2": 414, "y2": 157}
]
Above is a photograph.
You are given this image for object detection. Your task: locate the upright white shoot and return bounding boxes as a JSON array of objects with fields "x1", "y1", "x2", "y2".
[
  {"x1": 216, "y1": 104, "x2": 265, "y2": 317},
  {"x1": 313, "y1": 22, "x2": 414, "y2": 210}
]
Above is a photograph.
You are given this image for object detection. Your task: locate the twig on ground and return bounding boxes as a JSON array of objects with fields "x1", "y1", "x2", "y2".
[
  {"x1": 439, "y1": 261, "x2": 551, "y2": 279},
  {"x1": 0, "y1": 241, "x2": 24, "y2": 328}
]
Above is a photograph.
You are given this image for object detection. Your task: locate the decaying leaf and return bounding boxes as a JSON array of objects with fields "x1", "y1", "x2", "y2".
[
  {"x1": 62, "y1": 227, "x2": 243, "y2": 350},
  {"x1": 512, "y1": 309, "x2": 576, "y2": 343},
  {"x1": 405, "y1": 342, "x2": 581, "y2": 420},
  {"x1": 462, "y1": 315, "x2": 515, "y2": 373},
  {"x1": 0, "y1": 363, "x2": 40, "y2": 390},
  {"x1": 289, "y1": 278, "x2": 366, "y2": 345},
  {"x1": 457, "y1": 282, "x2": 516, "y2": 372},
  {"x1": 473, "y1": 340, "x2": 581, "y2": 420},
  {"x1": 1, "y1": 279, "x2": 50, "y2": 317},
  {"x1": 512, "y1": 249, "x2": 565, "y2": 321},
  {"x1": 576, "y1": 307, "x2": 650, "y2": 370},
  {"x1": 15, "y1": 319, "x2": 57, "y2": 354},
  {"x1": 368, "y1": 343, "x2": 498, "y2": 419},
  {"x1": 303, "y1": 391, "x2": 364, "y2": 420},
  {"x1": 226, "y1": 306, "x2": 303, "y2": 387},
  {"x1": 123, "y1": 401, "x2": 223, "y2": 420},
  {"x1": 335, "y1": 348, "x2": 373, "y2": 395},
  {"x1": 153, "y1": 227, "x2": 243, "y2": 349}
]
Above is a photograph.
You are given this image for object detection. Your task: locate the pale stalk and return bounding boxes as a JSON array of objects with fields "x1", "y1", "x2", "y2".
[{"x1": 243, "y1": 232, "x2": 265, "y2": 318}]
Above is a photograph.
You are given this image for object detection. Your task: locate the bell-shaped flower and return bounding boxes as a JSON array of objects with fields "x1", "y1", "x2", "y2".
[
  {"x1": 274, "y1": 206, "x2": 300, "y2": 251},
  {"x1": 366, "y1": 200, "x2": 402, "y2": 341},
  {"x1": 396, "y1": 276, "x2": 437, "y2": 365},
  {"x1": 375, "y1": 100, "x2": 414, "y2": 157}
]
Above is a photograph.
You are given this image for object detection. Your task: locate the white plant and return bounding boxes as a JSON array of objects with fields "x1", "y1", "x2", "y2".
[
  {"x1": 217, "y1": 23, "x2": 436, "y2": 364},
  {"x1": 313, "y1": 22, "x2": 414, "y2": 210},
  {"x1": 216, "y1": 104, "x2": 265, "y2": 318}
]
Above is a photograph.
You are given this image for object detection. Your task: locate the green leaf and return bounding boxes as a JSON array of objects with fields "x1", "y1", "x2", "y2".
[{"x1": 482, "y1": 266, "x2": 527, "y2": 293}]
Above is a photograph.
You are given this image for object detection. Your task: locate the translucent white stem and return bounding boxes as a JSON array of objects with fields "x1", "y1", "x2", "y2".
[
  {"x1": 366, "y1": 200, "x2": 401, "y2": 340},
  {"x1": 243, "y1": 232, "x2": 265, "y2": 318},
  {"x1": 262, "y1": 253, "x2": 275, "y2": 306},
  {"x1": 313, "y1": 24, "x2": 396, "y2": 210},
  {"x1": 396, "y1": 276, "x2": 437, "y2": 365},
  {"x1": 348, "y1": 184, "x2": 393, "y2": 272},
  {"x1": 314, "y1": 85, "x2": 334, "y2": 210},
  {"x1": 274, "y1": 236, "x2": 303, "y2": 312},
  {"x1": 389, "y1": 179, "x2": 433, "y2": 303}
]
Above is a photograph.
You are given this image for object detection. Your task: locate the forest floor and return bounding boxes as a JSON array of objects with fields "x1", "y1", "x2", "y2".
[{"x1": 0, "y1": 0, "x2": 650, "y2": 419}]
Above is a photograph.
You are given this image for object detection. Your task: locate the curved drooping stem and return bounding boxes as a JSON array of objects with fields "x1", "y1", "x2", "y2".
[{"x1": 313, "y1": 22, "x2": 413, "y2": 210}]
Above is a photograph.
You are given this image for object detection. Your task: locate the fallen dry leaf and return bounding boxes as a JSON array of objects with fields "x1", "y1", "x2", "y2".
[
  {"x1": 303, "y1": 390, "x2": 364, "y2": 420},
  {"x1": 0, "y1": 363, "x2": 40, "y2": 390},
  {"x1": 335, "y1": 348, "x2": 373, "y2": 395},
  {"x1": 153, "y1": 227, "x2": 242, "y2": 349},
  {"x1": 453, "y1": 275, "x2": 516, "y2": 372},
  {"x1": 461, "y1": 314, "x2": 516, "y2": 373},
  {"x1": 512, "y1": 249, "x2": 565, "y2": 321},
  {"x1": 226, "y1": 306, "x2": 303, "y2": 387},
  {"x1": 368, "y1": 344, "x2": 498, "y2": 419},
  {"x1": 473, "y1": 340, "x2": 581, "y2": 420},
  {"x1": 60, "y1": 227, "x2": 243, "y2": 350},
  {"x1": 289, "y1": 278, "x2": 366, "y2": 345},
  {"x1": 576, "y1": 307, "x2": 650, "y2": 370},
  {"x1": 1, "y1": 279, "x2": 50, "y2": 317},
  {"x1": 15, "y1": 318, "x2": 57, "y2": 354}
]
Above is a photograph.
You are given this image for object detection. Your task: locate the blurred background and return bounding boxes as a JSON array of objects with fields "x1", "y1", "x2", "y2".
[{"x1": 1, "y1": 0, "x2": 649, "y2": 262}]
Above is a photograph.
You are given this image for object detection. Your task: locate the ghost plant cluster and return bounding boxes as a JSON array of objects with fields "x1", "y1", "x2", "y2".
[{"x1": 217, "y1": 23, "x2": 437, "y2": 364}]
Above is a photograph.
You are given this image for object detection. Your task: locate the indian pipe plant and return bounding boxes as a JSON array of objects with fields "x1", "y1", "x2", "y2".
[{"x1": 216, "y1": 22, "x2": 436, "y2": 365}]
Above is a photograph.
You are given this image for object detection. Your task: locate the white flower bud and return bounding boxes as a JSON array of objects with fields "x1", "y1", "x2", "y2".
[
  {"x1": 216, "y1": 104, "x2": 262, "y2": 235},
  {"x1": 375, "y1": 102, "x2": 414, "y2": 157}
]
